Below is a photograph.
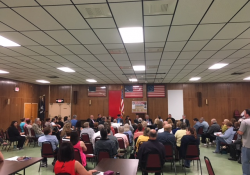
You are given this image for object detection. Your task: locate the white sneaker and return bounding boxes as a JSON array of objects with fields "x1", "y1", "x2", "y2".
[
  {"x1": 203, "y1": 144, "x2": 207, "y2": 146},
  {"x1": 209, "y1": 142, "x2": 212, "y2": 145}
]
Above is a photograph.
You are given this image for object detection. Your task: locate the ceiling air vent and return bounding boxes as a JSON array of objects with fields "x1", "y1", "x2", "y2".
[
  {"x1": 231, "y1": 72, "x2": 245, "y2": 75},
  {"x1": 145, "y1": 47, "x2": 163, "y2": 53},
  {"x1": 47, "y1": 76, "x2": 59, "y2": 78},
  {"x1": 120, "y1": 66, "x2": 132, "y2": 70},
  {"x1": 80, "y1": 5, "x2": 112, "y2": 18},
  {"x1": 108, "y1": 49, "x2": 126, "y2": 54}
]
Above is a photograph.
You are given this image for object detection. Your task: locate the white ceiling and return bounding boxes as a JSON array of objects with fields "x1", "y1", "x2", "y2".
[{"x1": 0, "y1": 0, "x2": 250, "y2": 84}]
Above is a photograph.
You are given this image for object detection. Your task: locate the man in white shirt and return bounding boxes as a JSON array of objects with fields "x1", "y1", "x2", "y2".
[
  {"x1": 81, "y1": 122, "x2": 95, "y2": 141},
  {"x1": 92, "y1": 124, "x2": 104, "y2": 148},
  {"x1": 158, "y1": 121, "x2": 172, "y2": 134},
  {"x1": 180, "y1": 115, "x2": 190, "y2": 127}
]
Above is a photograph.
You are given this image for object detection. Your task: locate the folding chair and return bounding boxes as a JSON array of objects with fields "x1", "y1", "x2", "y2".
[
  {"x1": 197, "y1": 127, "x2": 203, "y2": 135},
  {"x1": 117, "y1": 137, "x2": 127, "y2": 158},
  {"x1": 83, "y1": 143, "x2": 96, "y2": 165},
  {"x1": 2, "y1": 131, "x2": 16, "y2": 152},
  {"x1": 141, "y1": 153, "x2": 164, "y2": 175},
  {"x1": 81, "y1": 133, "x2": 90, "y2": 143},
  {"x1": 164, "y1": 144, "x2": 176, "y2": 175},
  {"x1": 183, "y1": 144, "x2": 202, "y2": 175},
  {"x1": 30, "y1": 128, "x2": 38, "y2": 147},
  {"x1": 39, "y1": 141, "x2": 55, "y2": 172},
  {"x1": 74, "y1": 148, "x2": 82, "y2": 164},
  {"x1": 114, "y1": 127, "x2": 118, "y2": 134},
  {"x1": 97, "y1": 149, "x2": 110, "y2": 164},
  {"x1": 204, "y1": 156, "x2": 215, "y2": 175}
]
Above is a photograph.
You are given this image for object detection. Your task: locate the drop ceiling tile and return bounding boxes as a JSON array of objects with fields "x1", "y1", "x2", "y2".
[
  {"x1": 188, "y1": 58, "x2": 207, "y2": 64},
  {"x1": 46, "y1": 46, "x2": 73, "y2": 55},
  {"x1": 65, "y1": 45, "x2": 90, "y2": 54},
  {"x1": 183, "y1": 41, "x2": 208, "y2": 51},
  {"x1": 178, "y1": 51, "x2": 198, "y2": 59},
  {"x1": 203, "y1": 40, "x2": 230, "y2": 50},
  {"x1": 145, "y1": 26, "x2": 169, "y2": 42},
  {"x1": 63, "y1": 55, "x2": 83, "y2": 62},
  {"x1": 0, "y1": 22, "x2": 14, "y2": 32},
  {"x1": 78, "y1": 55, "x2": 99, "y2": 62},
  {"x1": 95, "y1": 54, "x2": 114, "y2": 62},
  {"x1": 103, "y1": 61, "x2": 119, "y2": 67},
  {"x1": 0, "y1": 47, "x2": 22, "y2": 56},
  {"x1": 146, "y1": 53, "x2": 162, "y2": 60},
  {"x1": 129, "y1": 53, "x2": 144, "y2": 60},
  {"x1": 231, "y1": 2, "x2": 250, "y2": 22},
  {"x1": 194, "y1": 50, "x2": 217, "y2": 58},
  {"x1": 70, "y1": 30, "x2": 100, "y2": 44},
  {"x1": 85, "y1": 45, "x2": 108, "y2": 54},
  {"x1": 8, "y1": 47, "x2": 39, "y2": 56},
  {"x1": 36, "y1": 0, "x2": 72, "y2": 5},
  {"x1": 125, "y1": 43, "x2": 144, "y2": 53},
  {"x1": 145, "y1": 42, "x2": 165, "y2": 48},
  {"x1": 162, "y1": 52, "x2": 180, "y2": 60},
  {"x1": 112, "y1": 54, "x2": 129, "y2": 61},
  {"x1": 168, "y1": 25, "x2": 196, "y2": 41},
  {"x1": 87, "y1": 18, "x2": 116, "y2": 28},
  {"x1": 46, "y1": 30, "x2": 80, "y2": 44},
  {"x1": 94, "y1": 29, "x2": 122, "y2": 43},
  {"x1": 144, "y1": 15, "x2": 172, "y2": 26},
  {"x1": 164, "y1": 41, "x2": 186, "y2": 51},
  {"x1": 88, "y1": 62, "x2": 105, "y2": 67},
  {"x1": 222, "y1": 39, "x2": 250, "y2": 50},
  {"x1": 227, "y1": 50, "x2": 250, "y2": 58},
  {"x1": 105, "y1": 44, "x2": 124, "y2": 49},
  {"x1": 160, "y1": 59, "x2": 175, "y2": 65},
  {"x1": 210, "y1": 50, "x2": 237, "y2": 59},
  {"x1": 75, "y1": 3, "x2": 112, "y2": 18}
]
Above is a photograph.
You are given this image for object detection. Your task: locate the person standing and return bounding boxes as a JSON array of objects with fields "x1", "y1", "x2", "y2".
[
  {"x1": 167, "y1": 114, "x2": 175, "y2": 125},
  {"x1": 180, "y1": 115, "x2": 190, "y2": 128},
  {"x1": 71, "y1": 115, "x2": 78, "y2": 128},
  {"x1": 238, "y1": 109, "x2": 250, "y2": 175},
  {"x1": 89, "y1": 115, "x2": 95, "y2": 128}
]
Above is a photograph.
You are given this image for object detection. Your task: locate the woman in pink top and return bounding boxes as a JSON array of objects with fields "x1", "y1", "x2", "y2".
[
  {"x1": 134, "y1": 123, "x2": 144, "y2": 139},
  {"x1": 70, "y1": 131, "x2": 87, "y2": 167}
]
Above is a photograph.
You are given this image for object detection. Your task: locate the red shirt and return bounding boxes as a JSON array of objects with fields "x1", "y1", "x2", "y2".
[{"x1": 54, "y1": 160, "x2": 78, "y2": 175}]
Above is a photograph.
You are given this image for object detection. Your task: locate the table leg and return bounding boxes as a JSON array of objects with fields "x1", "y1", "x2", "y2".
[{"x1": 23, "y1": 168, "x2": 25, "y2": 175}]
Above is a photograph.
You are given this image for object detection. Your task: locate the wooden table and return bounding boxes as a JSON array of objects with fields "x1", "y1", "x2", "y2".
[
  {"x1": 95, "y1": 158, "x2": 139, "y2": 175},
  {"x1": 0, "y1": 157, "x2": 42, "y2": 175}
]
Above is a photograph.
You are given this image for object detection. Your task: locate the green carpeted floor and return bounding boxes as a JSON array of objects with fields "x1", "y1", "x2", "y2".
[{"x1": 1, "y1": 144, "x2": 242, "y2": 175}]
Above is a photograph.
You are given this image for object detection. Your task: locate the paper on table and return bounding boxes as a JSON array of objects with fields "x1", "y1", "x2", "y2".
[
  {"x1": 5, "y1": 156, "x2": 19, "y2": 161},
  {"x1": 214, "y1": 132, "x2": 222, "y2": 136}
]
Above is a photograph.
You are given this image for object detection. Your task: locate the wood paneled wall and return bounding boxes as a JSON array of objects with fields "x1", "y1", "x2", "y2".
[
  {"x1": 1, "y1": 79, "x2": 250, "y2": 130},
  {"x1": 0, "y1": 78, "x2": 39, "y2": 130}
]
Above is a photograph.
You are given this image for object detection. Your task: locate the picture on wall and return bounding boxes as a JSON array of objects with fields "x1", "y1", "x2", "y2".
[{"x1": 88, "y1": 86, "x2": 106, "y2": 97}]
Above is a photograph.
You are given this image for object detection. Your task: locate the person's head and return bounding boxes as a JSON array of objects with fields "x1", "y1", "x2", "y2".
[
  {"x1": 124, "y1": 124, "x2": 130, "y2": 132},
  {"x1": 61, "y1": 122, "x2": 71, "y2": 137},
  {"x1": 211, "y1": 118, "x2": 217, "y2": 124},
  {"x1": 106, "y1": 127, "x2": 111, "y2": 135},
  {"x1": 143, "y1": 127, "x2": 150, "y2": 136},
  {"x1": 167, "y1": 119, "x2": 173, "y2": 125},
  {"x1": 10, "y1": 121, "x2": 17, "y2": 127},
  {"x1": 157, "y1": 121, "x2": 163, "y2": 130},
  {"x1": 234, "y1": 122, "x2": 240, "y2": 129},
  {"x1": 21, "y1": 118, "x2": 25, "y2": 122},
  {"x1": 90, "y1": 115, "x2": 94, "y2": 120},
  {"x1": 118, "y1": 126, "x2": 124, "y2": 133},
  {"x1": 98, "y1": 114, "x2": 102, "y2": 118},
  {"x1": 125, "y1": 116, "x2": 130, "y2": 120},
  {"x1": 138, "y1": 118, "x2": 142, "y2": 123},
  {"x1": 83, "y1": 122, "x2": 89, "y2": 128},
  {"x1": 100, "y1": 128, "x2": 108, "y2": 139},
  {"x1": 182, "y1": 115, "x2": 186, "y2": 119},
  {"x1": 141, "y1": 121, "x2": 147, "y2": 128},
  {"x1": 70, "y1": 131, "x2": 79, "y2": 145},
  {"x1": 58, "y1": 117, "x2": 62, "y2": 122},
  {"x1": 113, "y1": 119, "x2": 117, "y2": 123},
  {"x1": 186, "y1": 127, "x2": 197, "y2": 139},
  {"x1": 137, "y1": 123, "x2": 143, "y2": 131},
  {"x1": 35, "y1": 118, "x2": 40, "y2": 124},
  {"x1": 46, "y1": 118, "x2": 50, "y2": 122},
  {"x1": 94, "y1": 122, "x2": 98, "y2": 128},
  {"x1": 51, "y1": 118, "x2": 55, "y2": 123},
  {"x1": 164, "y1": 124, "x2": 172, "y2": 132},
  {"x1": 64, "y1": 116, "x2": 68, "y2": 122},
  {"x1": 168, "y1": 114, "x2": 172, "y2": 118},
  {"x1": 176, "y1": 121, "x2": 182, "y2": 128},
  {"x1": 103, "y1": 116, "x2": 107, "y2": 122},
  {"x1": 26, "y1": 119, "x2": 31, "y2": 124},
  {"x1": 104, "y1": 122, "x2": 110, "y2": 129},
  {"x1": 193, "y1": 118, "x2": 198, "y2": 124},
  {"x1": 57, "y1": 142, "x2": 74, "y2": 162},
  {"x1": 54, "y1": 116, "x2": 58, "y2": 120},
  {"x1": 244, "y1": 109, "x2": 250, "y2": 119},
  {"x1": 136, "y1": 115, "x2": 139, "y2": 119},
  {"x1": 117, "y1": 114, "x2": 121, "y2": 119},
  {"x1": 163, "y1": 121, "x2": 168, "y2": 126},
  {"x1": 98, "y1": 124, "x2": 104, "y2": 131},
  {"x1": 223, "y1": 119, "x2": 229, "y2": 125},
  {"x1": 180, "y1": 122, "x2": 187, "y2": 130},
  {"x1": 226, "y1": 121, "x2": 233, "y2": 128},
  {"x1": 44, "y1": 127, "x2": 52, "y2": 135},
  {"x1": 72, "y1": 115, "x2": 77, "y2": 119},
  {"x1": 200, "y1": 117, "x2": 205, "y2": 123},
  {"x1": 145, "y1": 115, "x2": 149, "y2": 120},
  {"x1": 154, "y1": 118, "x2": 159, "y2": 125},
  {"x1": 231, "y1": 118, "x2": 236, "y2": 124},
  {"x1": 149, "y1": 129, "x2": 157, "y2": 140},
  {"x1": 65, "y1": 130, "x2": 71, "y2": 137}
]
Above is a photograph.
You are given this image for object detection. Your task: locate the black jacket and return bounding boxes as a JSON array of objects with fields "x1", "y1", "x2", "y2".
[
  {"x1": 180, "y1": 119, "x2": 190, "y2": 127},
  {"x1": 180, "y1": 135, "x2": 199, "y2": 158},
  {"x1": 89, "y1": 119, "x2": 95, "y2": 128},
  {"x1": 8, "y1": 126, "x2": 20, "y2": 140}
]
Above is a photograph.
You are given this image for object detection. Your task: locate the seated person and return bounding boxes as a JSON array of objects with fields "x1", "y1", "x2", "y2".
[
  {"x1": 96, "y1": 114, "x2": 102, "y2": 123},
  {"x1": 0, "y1": 151, "x2": 3, "y2": 162},
  {"x1": 175, "y1": 123, "x2": 187, "y2": 150},
  {"x1": 157, "y1": 124, "x2": 176, "y2": 146},
  {"x1": 38, "y1": 127, "x2": 58, "y2": 166},
  {"x1": 145, "y1": 115, "x2": 152, "y2": 125},
  {"x1": 222, "y1": 119, "x2": 229, "y2": 133},
  {"x1": 138, "y1": 130, "x2": 166, "y2": 175},
  {"x1": 107, "y1": 127, "x2": 119, "y2": 151},
  {"x1": 60, "y1": 122, "x2": 72, "y2": 137},
  {"x1": 228, "y1": 122, "x2": 242, "y2": 161},
  {"x1": 167, "y1": 119, "x2": 174, "y2": 127},
  {"x1": 19, "y1": 118, "x2": 25, "y2": 133},
  {"x1": 92, "y1": 124, "x2": 104, "y2": 148},
  {"x1": 70, "y1": 131, "x2": 87, "y2": 167},
  {"x1": 135, "y1": 127, "x2": 150, "y2": 152},
  {"x1": 134, "y1": 123, "x2": 143, "y2": 140},
  {"x1": 80, "y1": 122, "x2": 95, "y2": 141},
  {"x1": 32, "y1": 118, "x2": 44, "y2": 137},
  {"x1": 114, "y1": 126, "x2": 129, "y2": 148},
  {"x1": 201, "y1": 118, "x2": 220, "y2": 146},
  {"x1": 57, "y1": 117, "x2": 64, "y2": 128},
  {"x1": 200, "y1": 117, "x2": 209, "y2": 133},
  {"x1": 89, "y1": 115, "x2": 95, "y2": 128},
  {"x1": 213, "y1": 121, "x2": 235, "y2": 153},
  {"x1": 155, "y1": 120, "x2": 163, "y2": 132},
  {"x1": 134, "y1": 121, "x2": 146, "y2": 133},
  {"x1": 93, "y1": 122, "x2": 99, "y2": 133},
  {"x1": 193, "y1": 118, "x2": 203, "y2": 134},
  {"x1": 54, "y1": 142, "x2": 97, "y2": 175},
  {"x1": 158, "y1": 121, "x2": 168, "y2": 133},
  {"x1": 172, "y1": 121, "x2": 182, "y2": 135},
  {"x1": 116, "y1": 114, "x2": 123, "y2": 124},
  {"x1": 134, "y1": 115, "x2": 139, "y2": 124},
  {"x1": 94, "y1": 128, "x2": 117, "y2": 158},
  {"x1": 180, "y1": 128, "x2": 200, "y2": 168},
  {"x1": 123, "y1": 124, "x2": 133, "y2": 144},
  {"x1": 8, "y1": 121, "x2": 25, "y2": 150},
  {"x1": 62, "y1": 131, "x2": 71, "y2": 141},
  {"x1": 44, "y1": 118, "x2": 52, "y2": 128},
  {"x1": 71, "y1": 115, "x2": 78, "y2": 128}
]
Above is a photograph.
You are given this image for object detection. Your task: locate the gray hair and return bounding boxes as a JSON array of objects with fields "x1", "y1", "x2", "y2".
[
  {"x1": 211, "y1": 119, "x2": 217, "y2": 124},
  {"x1": 124, "y1": 124, "x2": 130, "y2": 132},
  {"x1": 200, "y1": 117, "x2": 205, "y2": 121},
  {"x1": 73, "y1": 115, "x2": 77, "y2": 119},
  {"x1": 35, "y1": 118, "x2": 40, "y2": 123},
  {"x1": 118, "y1": 126, "x2": 124, "y2": 133},
  {"x1": 98, "y1": 124, "x2": 104, "y2": 131}
]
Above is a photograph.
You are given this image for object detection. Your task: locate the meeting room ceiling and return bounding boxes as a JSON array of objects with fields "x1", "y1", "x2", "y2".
[{"x1": 0, "y1": 0, "x2": 250, "y2": 84}]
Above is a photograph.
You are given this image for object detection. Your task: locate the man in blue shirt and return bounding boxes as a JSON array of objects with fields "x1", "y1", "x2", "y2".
[
  {"x1": 38, "y1": 127, "x2": 59, "y2": 167},
  {"x1": 71, "y1": 115, "x2": 78, "y2": 127},
  {"x1": 157, "y1": 124, "x2": 176, "y2": 146},
  {"x1": 116, "y1": 114, "x2": 123, "y2": 124},
  {"x1": 193, "y1": 118, "x2": 203, "y2": 135},
  {"x1": 200, "y1": 117, "x2": 209, "y2": 133}
]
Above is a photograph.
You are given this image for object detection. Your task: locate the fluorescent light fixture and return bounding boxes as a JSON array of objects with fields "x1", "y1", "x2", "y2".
[
  {"x1": 133, "y1": 86, "x2": 139, "y2": 87},
  {"x1": 129, "y1": 78, "x2": 138, "y2": 82},
  {"x1": 36, "y1": 80, "x2": 50, "y2": 83},
  {"x1": 86, "y1": 79, "x2": 97, "y2": 82},
  {"x1": 243, "y1": 77, "x2": 250, "y2": 80},
  {"x1": 119, "y1": 27, "x2": 143, "y2": 43},
  {"x1": 57, "y1": 67, "x2": 75, "y2": 72},
  {"x1": 209, "y1": 63, "x2": 228, "y2": 69},
  {"x1": 0, "y1": 35, "x2": 20, "y2": 47},
  {"x1": 133, "y1": 65, "x2": 145, "y2": 71},
  {"x1": 189, "y1": 77, "x2": 201, "y2": 81},
  {"x1": 100, "y1": 86, "x2": 106, "y2": 89},
  {"x1": 0, "y1": 70, "x2": 9, "y2": 74}
]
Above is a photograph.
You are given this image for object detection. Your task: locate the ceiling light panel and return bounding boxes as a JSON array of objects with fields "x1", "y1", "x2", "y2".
[
  {"x1": 243, "y1": 77, "x2": 250, "y2": 80},
  {"x1": 133, "y1": 65, "x2": 145, "y2": 71},
  {"x1": 119, "y1": 27, "x2": 143, "y2": 43},
  {"x1": 0, "y1": 70, "x2": 9, "y2": 74},
  {"x1": 129, "y1": 78, "x2": 137, "y2": 82},
  {"x1": 209, "y1": 63, "x2": 228, "y2": 69},
  {"x1": 36, "y1": 80, "x2": 50, "y2": 83},
  {"x1": 86, "y1": 79, "x2": 97, "y2": 82},
  {"x1": 57, "y1": 67, "x2": 75, "y2": 72},
  {"x1": 0, "y1": 35, "x2": 20, "y2": 47}
]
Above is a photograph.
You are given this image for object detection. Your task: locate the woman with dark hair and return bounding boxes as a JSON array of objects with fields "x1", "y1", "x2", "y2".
[
  {"x1": 70, "y1": 131, "x2": 87, "y2": 167},
  {"x1": 180, "y1": 127, "x2": 200, "y2": 168},
  {"x1": 7, "y1": 121, "x2": 25, "y2": 150},
  {"x1": 57, "y1": 116, "x2": 64, "y2": 128},
  {"x1": 125, "y1": 116, "x2": 131, "y2": 124},
  {"x1": 20, "y1": 118, "x2": 25, "y2": 133},
  {"x1": 54, "y1": 142, "x2": 97, "y2": 175}
]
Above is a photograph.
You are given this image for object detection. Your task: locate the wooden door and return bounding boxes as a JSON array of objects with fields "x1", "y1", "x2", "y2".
[
  {"x1": 24, "y1": 103, "x2": 38, "y2": 123},
  {"x1": 24, "y1": 103, "x2": 32, "y2": 119}
]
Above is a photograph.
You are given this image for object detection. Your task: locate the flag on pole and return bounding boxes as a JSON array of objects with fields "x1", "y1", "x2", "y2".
[{"x1": 120, "y1": 88, "x2": 124, "y2": 116}]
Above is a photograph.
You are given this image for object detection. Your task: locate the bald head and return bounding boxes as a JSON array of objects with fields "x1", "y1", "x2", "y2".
[
  {"x1": 149, "y1": 129, "x2": 157, "y2": 139},
  {"x1": 164, "y1": 124, "x2": 172, "y2": 132},
  {"x1": 163, "y1": 121, "x2": 168, "y2": 126},
  {"x1": 211, "y1": 118, "x2": 217, "y2": 124}
]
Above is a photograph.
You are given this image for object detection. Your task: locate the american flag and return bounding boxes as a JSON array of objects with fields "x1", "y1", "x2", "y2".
[
  {"x1": 147, "y1": 85, "x2": 165, "y2": 97},
  {"x1": 120, "y1": 89, "x2": 124, "y2": 115},
  {"x1": 88, "y1": 86, "x2": 106, "y2": 97},
  {"x1": 125, "y1": 85, "x2": 143, "y2": 98}
]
